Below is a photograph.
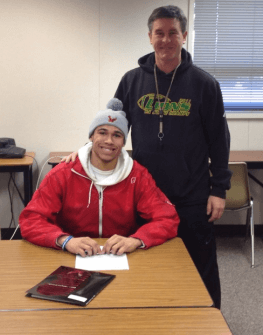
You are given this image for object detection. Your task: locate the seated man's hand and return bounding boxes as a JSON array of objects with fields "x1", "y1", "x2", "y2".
[
  {"x1": 102, "y1": 235, "x2": 142, "y2": 256},
  {"x1": 61, "y1": 151, "x2": 78, "y2": 163},
  {"x1": 58, "y1": 236, "x2": 102, "y2": 257}
]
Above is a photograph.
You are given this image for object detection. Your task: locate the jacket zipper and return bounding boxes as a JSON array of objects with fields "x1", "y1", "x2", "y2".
[
  {"x1": 72, "y1": 168, "x2": 104, "y2": 237},
  {"x1": 98, "y1": 189, "x2": 103, "y2": 237}
]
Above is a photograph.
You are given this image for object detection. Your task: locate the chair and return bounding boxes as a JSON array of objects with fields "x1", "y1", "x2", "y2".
[{"x1": 225, "y1": 162, "x2": 254, "y2": 268}]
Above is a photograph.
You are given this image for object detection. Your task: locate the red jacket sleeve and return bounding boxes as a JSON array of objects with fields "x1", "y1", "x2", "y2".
[
  {"x1": 130, "y1": 164, "x2": 180, "y2": 248},
  {"x1": 19, "y1": 166, "x2": 68, "y2": 249}
]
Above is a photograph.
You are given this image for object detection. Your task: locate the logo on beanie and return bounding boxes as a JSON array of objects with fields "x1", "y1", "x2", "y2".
[{"x1": 108, "y1": 116, "x2": 117, "y2": 123}]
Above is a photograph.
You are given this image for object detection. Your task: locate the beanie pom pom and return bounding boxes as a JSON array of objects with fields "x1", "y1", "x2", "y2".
[{"x1": 106, "y1": 98, "x2": 123, "y2": 111}]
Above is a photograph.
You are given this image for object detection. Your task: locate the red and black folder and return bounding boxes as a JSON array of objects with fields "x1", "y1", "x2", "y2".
[{"x1": 26, "y1": 265, "x2": 115, "y2": 306}]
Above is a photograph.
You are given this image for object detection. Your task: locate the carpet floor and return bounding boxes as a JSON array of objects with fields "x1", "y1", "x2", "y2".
[{"x1": 217, "y1": 236, "x2": 263, "y2": 335}]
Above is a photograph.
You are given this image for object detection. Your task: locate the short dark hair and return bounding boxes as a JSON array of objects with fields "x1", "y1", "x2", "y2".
[{"x1": 148, "y1": 5, "x2": 187, "y2": 33}]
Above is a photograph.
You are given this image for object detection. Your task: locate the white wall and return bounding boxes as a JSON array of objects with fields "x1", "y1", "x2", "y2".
[
  {"x1": 0, "y1": 0, "x2": 262, "y2": 230},
  {"x1": 0, "y1": 0, "x2": 100, "y2": 229}
]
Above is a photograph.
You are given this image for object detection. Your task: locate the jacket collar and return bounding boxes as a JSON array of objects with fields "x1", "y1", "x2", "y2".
[{"x1": 76, "y1": 142, "x2": 133, "y2": 186}]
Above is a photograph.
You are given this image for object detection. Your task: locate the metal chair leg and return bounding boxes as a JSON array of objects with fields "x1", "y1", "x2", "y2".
[
  {"x1": 250, "y1": 199, "x2": 255, "y2": 268},
  {"x1": 245, "y1": 207, "x2": 251, "y2": 238}
]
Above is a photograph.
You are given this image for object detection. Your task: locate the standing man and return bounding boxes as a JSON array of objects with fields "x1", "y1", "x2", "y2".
[
  {"x1": 114, "y1": 6, "x2": 232, "y2": 309},
  {"x1": 63, "y1": 5, "x2": 231, "y2": 308}
]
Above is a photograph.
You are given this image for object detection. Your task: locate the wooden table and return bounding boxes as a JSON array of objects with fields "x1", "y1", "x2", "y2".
[
  {"x1": 50, "y1": 149, "x2": 263, "y2": 170},
  {"x1": 0, "y1": 308, "x2": 231, "y2": 335},
  {"x1": 0, "y1": 152, "x2": 35, "y2": 206},
  {"x1": 0, "y1": 238, "x2": 213, "y2": 311},
  {"x1": 230, "y1": 150, "x2": 263, "y2": 168}
]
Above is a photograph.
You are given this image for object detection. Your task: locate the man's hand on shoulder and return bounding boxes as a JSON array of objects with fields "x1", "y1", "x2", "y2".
[
  {"x1": 60, "y1": 151, "x2": 78, "y2": 163},
  {"x1": 102, "y1": 235, "x2": 143, "y2": 256},
  {"x1": 207, "y1": 195, "x2": 225, "y2": 222}
]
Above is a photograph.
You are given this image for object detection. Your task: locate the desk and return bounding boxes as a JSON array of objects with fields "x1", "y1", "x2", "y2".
[
  {"x1": 0, "y1": 152, "x2": 35, "y2": 206},
  {"x1": 0, "y1": 308, "x2": 231, "y2": 335},
  {"x1": 50, "y1": 150, "x2": 263, "y2": 168},
  {"x1": 0, "y1": 238, "x2": 213, "y2": 311},
  {"x1": 50, "y1": 150, "x2": 263, "y2": 167},
  {"x1": 230, "y1": 150, "x2": 263, "y2": 188},
  {"x1": 230, "y1": 150, "x2": 263, "y2": 168}
]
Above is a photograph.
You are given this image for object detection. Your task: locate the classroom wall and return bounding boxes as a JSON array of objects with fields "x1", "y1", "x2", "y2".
[{"x1": 0, "y1": 0, "x2": 262, "y2": 230}]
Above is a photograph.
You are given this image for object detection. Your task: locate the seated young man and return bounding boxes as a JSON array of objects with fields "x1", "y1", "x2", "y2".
[{"x1": 19, "y1": 98, "x2": 179, "y2": 257}]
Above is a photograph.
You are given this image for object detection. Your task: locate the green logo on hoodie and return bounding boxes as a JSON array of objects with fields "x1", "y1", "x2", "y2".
[{"x1": 137, "y1": 94, "x2": 191, "y2": 116}]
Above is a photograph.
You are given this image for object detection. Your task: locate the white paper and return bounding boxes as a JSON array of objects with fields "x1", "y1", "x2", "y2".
[{"x1": 75, "y1": 247, "x2": 129, "y2": 271}]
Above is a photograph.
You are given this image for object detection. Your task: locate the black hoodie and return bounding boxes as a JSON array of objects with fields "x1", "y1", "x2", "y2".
[{"x1": 115, "y1": 49, "x2": 232, "y2": 206}]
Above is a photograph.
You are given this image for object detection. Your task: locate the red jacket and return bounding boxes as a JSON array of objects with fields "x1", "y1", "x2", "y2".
[{"x1": 19, "y1": 156, "x2": 179, "y2": 249}]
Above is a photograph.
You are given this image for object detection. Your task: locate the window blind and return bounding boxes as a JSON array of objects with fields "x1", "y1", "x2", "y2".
[{"x1": 193, "y1": 0, "x2": 263, "y2": 112}]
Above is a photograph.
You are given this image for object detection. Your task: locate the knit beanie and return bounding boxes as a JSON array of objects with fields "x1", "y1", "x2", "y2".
[{"x1": 89, "y1": 98, "x2": 128, "y2": 144}]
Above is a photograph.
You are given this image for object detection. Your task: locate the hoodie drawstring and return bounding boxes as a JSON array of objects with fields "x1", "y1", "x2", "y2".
[{"x1": 87, "y1": 181, "x2": 94, "y2": 208}]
